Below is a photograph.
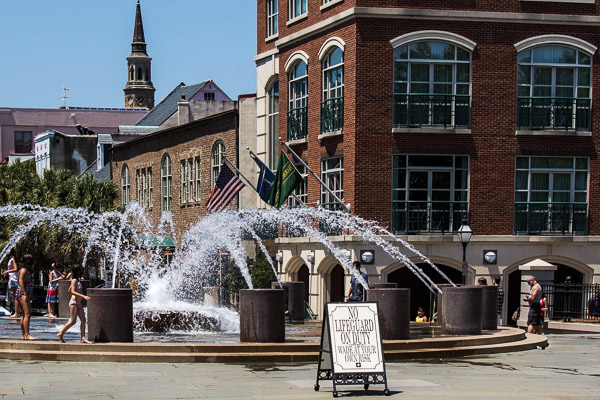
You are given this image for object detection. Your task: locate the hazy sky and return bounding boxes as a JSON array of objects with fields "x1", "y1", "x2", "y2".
[{"x1": 0, "y1": 1, "x2": 257, "y2": 109}]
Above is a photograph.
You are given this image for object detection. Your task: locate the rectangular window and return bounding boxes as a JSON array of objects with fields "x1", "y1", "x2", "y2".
[
  {"x1": 204, "y1": 92, "x2": 215, "y2": 101},
  {"x1": 136, "y1": 170, "x2": 141, "y2": 204},
  {"x1": 180, "y1": 160, "x2": 187, "y2": 204},
  {"x1": 188, "y1": 158, "x2": 194, "y2": 202},
  {"x1": 289, "y1": 163, "x2": 307, "y2": 207},
  {"x1": 148, "y1": 167, "x2": 153, "y2": 209},
  {"x1": 14, "y1": 131, "x2": 33, "y2": 154},
  {"x1": 267, "y1": 0, "x2": 278, "y2": 37},
  {"x1": 141, "y1": 168, "x2": 147, "y2": 207},
  {"x1": 392, "y1": 155, "x2": 469, "y2": 234},
  {"x1": 515, "y1": 157, "x2": 588, "y2": 234},
  {"x1": 321, "y1": 157, "x2": 343, "y2": 210},
  {"x1": 195, "y1": 157, "x2": 201, "y2": 201},
  {"x1": 289, "y1": 0, "x2": 307, "y2": 19}
]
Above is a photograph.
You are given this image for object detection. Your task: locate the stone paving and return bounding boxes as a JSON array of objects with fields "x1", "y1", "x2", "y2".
[{"x1": 0, "y1": 334, "x2": 598, "y2": 399}]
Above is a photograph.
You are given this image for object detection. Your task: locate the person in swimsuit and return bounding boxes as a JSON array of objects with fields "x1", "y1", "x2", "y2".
[
  {"x1": 16, "y1": 254, "x2": 35, "y2": 340},
  {"x1": 2, "y1": 249, "x2": 20, "y2": 318},
  {"x1": 46, "y1": 262, "x2": 64, "y2": 318},
  {"x1": 57, "y1": 265, "x2": 91, "y2": 343},
  {"x1": 415, "y1": 307, "x2": 429, "y2": 322}
]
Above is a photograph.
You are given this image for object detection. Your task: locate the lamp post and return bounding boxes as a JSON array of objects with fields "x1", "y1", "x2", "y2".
[{"x1": 457, "y1": 220, "x2": 472, "y2": 284}]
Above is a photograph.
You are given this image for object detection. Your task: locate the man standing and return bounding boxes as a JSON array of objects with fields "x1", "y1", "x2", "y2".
[
  {"x1": 523, "y1": 276, "x2": 542, "y2": 334},
  {"x1": 494, "y1": 276, "x2": 504, "y2": 325},
  {"x1": 346, "y1": 261, "x2": 368, "y2": 302}
]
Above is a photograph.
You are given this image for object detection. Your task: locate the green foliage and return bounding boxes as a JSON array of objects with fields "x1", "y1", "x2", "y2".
[
  {"x1": 250, "y1": 256, "x2": 277, "y2": 289},
  {"x1": 0, "y1": 160, "x2": 119, "y2": 273}
]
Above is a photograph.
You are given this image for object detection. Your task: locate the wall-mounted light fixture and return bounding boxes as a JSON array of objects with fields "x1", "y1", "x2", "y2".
[
  {"x1": 360, "y1": 250, "x2": 374, "y2": 264},
  {"x1": 306, "y1": 251, "x2": 315, "y2": 264}
]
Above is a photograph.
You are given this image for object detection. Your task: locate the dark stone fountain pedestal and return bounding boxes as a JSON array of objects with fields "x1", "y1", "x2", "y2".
[
  {"x1": 240, "y1": 289, "x2": 285, "y2": 342},
  {"x1": 368, "y1": 283, "x2": 398, "y2": 289},
  {"x1": 87, "y1": 288, "x2": 134, "y2": 343},
  {"x1": 271, "y1": 281, "x2": 305, "y2": 324},
  {"x1": 480, "y1": 285, "x2": 499, "y2": 330},
  {"x1": 366, "y1": 288, "x2": 410, "y2": 339},
  {"x1": 441, "y1": 286, "x2": 483, "y2": 335}
]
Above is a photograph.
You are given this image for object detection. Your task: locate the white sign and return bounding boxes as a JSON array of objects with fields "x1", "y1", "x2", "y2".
[{"x1": 327, "y1": 303, "x2": 384, "y2": 373}]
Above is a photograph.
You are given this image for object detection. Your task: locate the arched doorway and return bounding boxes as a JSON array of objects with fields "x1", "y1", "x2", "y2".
[
  {"x1": 330, "y1": 264, "x2": 345, "y2": 302},
  {"x1": 297, "y1": 264, "x2": 310, "y2": 302},
  {"x1": 387, "y1": 263, "x2": 461, "y2": 320}
]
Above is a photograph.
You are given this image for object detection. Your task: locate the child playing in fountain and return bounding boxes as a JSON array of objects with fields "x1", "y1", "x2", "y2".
[
  {"x1": 57, "y1": 265, "x2": 91, "y2": 344},
  {"x1": 16, "y1": 254, "x2": 35, "y2": 340},
  {"x1": 415, "y1": 307, "x2": 429, "y2": 322},
  {"x1": 46, "y1": 262, "x2": 64, "y2": 318}
]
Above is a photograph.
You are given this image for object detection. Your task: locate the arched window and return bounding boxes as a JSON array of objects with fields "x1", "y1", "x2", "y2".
[
  {"x1": 267, "y1": 80, "x2": 279, "y2": 168},
  {"x1": 161, "y1": 154, "x2": 172, "y2": 211},
  {"x1": 121, "y1": 165, "x2": 130, "y2": 205},
  {"x1": 321, "y1": 47, "x2": 344, "y2": 133},
  {"x1": 211, "y1": 141, "x2": 225, "y2": 186},
  {"x1": 517, "y1": 45, "x2": 592, "y2": 131},
  {"x1": 288, "y1": 61, "x2": 308, "y2": 140},
  {"x1": 393, "y1": 40, "x2": 471, "y2": 129}
]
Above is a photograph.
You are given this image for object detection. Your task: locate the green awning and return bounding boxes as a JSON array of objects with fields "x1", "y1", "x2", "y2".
[{"x1": 137, "y1": 235, "x2": 176, "y2": 248}]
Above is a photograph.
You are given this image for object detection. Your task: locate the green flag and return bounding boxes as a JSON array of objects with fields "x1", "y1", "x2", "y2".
[{"x1": 268, "y1": 150, "x2": 303, "y2": 208}]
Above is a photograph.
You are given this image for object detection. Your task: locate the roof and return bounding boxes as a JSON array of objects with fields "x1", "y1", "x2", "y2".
[
  {"x1": 79, "y1": 160, "x2": 111, "y2": 183},
  {"x1": 135, "y1": 81, "x2": 208, "y2": 127}
]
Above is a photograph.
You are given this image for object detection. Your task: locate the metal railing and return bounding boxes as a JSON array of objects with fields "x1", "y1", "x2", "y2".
[
  {"x1": 517, "y1": 97, "x2": 591, "y2": 131},
  {"x1": 393, "y1": 94, "x2": 470, "y2": 129},
  {"x1": 514, "y1": 202, "x2": 587, "y2": 235},
  {"x1": 321, "y1": 97, "x2": 343, "y2": 133},
  {"x1": 541, "y1": 283, "x2": 600, "y2": 321},
  {"x1": 391, "y1": 200, "x2": 469, "y2": 234},
  {"x1": 287, "y1": 106, "x2": 308, "y2": 140}
]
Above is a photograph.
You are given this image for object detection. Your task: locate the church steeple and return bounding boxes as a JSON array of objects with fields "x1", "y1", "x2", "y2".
[{"x1": 124, "y1": 0, "x2": 155, "y2": 110}]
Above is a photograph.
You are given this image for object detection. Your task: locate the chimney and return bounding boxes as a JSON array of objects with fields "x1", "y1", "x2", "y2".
[{"x1": 178, "y1": 93, "x2": 190, "y2": 125}]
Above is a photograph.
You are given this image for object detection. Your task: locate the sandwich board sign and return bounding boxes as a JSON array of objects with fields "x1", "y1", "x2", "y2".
[{"x1": 314, "y1": 302, "x2": 389, "y2": 397}]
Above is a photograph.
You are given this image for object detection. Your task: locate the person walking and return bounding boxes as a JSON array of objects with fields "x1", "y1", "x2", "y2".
[
  {"x1": 57, "y1": 265, "x2": 91, "y2": 344},
  {"x1": 46, "y1": 263, "x2": 64, "y2": 318},
  {"x1": 345, "y1": 261, "x2": 368, "y2": 302},
  {"x1": 2, "y1": 250, "x2": 20, "y2": 318},
  {"x1": 523, "y1": 276, "x2": 543, "y2": 334},
  {"x1": 494, "y1": 276, "x2": 504, "y2": 326},
  {"x1": 16, "y1": 254, "x2": 35, "y2": 340}
]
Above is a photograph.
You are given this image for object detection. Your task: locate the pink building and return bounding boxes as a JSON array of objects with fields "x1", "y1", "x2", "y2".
[{"x1": 0, "y1": 107, "x2": 146, "y2": 160}]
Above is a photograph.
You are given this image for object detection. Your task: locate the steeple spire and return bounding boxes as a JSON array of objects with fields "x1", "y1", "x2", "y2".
[{"x1": 124, "y1": 0, "x2": 155, "y2": 110}]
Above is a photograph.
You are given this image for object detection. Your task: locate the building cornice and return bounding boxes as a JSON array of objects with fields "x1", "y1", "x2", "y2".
[{"x1": 265, "y1": 7, "x2": 600, "y2": 51}]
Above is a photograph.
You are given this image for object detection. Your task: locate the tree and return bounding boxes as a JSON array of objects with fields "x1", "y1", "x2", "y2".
[{"x1": 250, "y1": 256, "x2": 277, "y2": 289}]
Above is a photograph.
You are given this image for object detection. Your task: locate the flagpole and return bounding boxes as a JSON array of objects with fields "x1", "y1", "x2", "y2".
[
  {"x1": 280, "y1": 140, "x2": 349, "y2": 213},
  {"x1": 221, "y1": 153, "x2": 258, "y2": 193},
  {"x1": 246, "y1": 148, "x2": 307, "y2": 207}
]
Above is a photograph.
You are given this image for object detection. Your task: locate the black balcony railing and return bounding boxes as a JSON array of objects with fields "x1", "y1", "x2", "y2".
[
  {"x1": 287, "y1": 106, "x2": 308, "y2": 140},
  {"x1": 541, "y1": 283, "x2": 600, "y2": 321},
  {"x1": 517, "y1": 97, "x2": 591, "y2": 131},
  {"x1": 514, "y1": 202, "x2": 587, "y2": 235},
  {"x1": 320, "y1": 97, "x2": 343, "y2": 133},
  {"x1": 391, "y1": 201, "x2": 468, "y2": 234},
  {"x1": 393, "y1": 94, "x2": 470, "y2": 129}
]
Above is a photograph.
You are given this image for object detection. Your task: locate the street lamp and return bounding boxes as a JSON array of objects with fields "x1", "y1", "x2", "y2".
[{"x1": 457, "y1": 220, "x2": 472, "y2": 284}]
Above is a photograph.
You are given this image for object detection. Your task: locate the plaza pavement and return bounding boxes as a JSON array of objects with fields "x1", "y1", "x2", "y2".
[{"x1": 0, "y1": 333, "x2": 598, "y2": 399}]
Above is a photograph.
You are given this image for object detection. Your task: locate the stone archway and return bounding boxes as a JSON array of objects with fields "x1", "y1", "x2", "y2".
[
  {"x1": 330, "y1": 265, "x2": 345, "y2": 302},
  {"x1": 297, "y1": 264, "x2": 310, "y2": 302}
]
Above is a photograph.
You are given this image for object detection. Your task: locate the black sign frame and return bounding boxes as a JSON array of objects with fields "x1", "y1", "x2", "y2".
[{"x1": 314, "y1": 302, "x2": 390, "y2": 397}]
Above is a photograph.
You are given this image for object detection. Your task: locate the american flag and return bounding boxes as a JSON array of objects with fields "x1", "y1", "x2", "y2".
[{"x1": 205, "y1": 163, "x2": 245, "y2": 213}]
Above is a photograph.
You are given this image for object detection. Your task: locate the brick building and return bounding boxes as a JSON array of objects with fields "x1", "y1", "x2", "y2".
[{"x1": 255, "y1": 0, "x2": 600, "y2": 321}]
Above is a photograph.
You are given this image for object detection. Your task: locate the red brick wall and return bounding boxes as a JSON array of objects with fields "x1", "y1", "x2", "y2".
[{"x1": 112, "y1": 111, "x2": 238, "y2": 238}]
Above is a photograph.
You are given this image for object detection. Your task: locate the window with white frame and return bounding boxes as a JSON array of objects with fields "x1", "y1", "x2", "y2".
[
  {"x1": 289, "y1": 163, "x2": 307, "y2": 207},
  {"x1": 393, "y1": 41, "x2": 471, "y2": 128},
  {"x1": 289, "y1": 0, "x2": 306, "y2": 20},
  {"x1": 288, "y1": 61, "x2": 308, "y2": 140},
  {"x1": 392, "y1": 155, "x2": 469, "y2": 234},
  {"x1": 321, "y1": 157, "x2": 343, "y2": 210},
  {"x1": 517, "y1": 45, "x2": 591, "y2": 131},
  {"x1": 141, "y1": 168, "x2": 147, "y2": 207},
  {"x1": 148, "y1": 167, "x2": 153, "y2": 209},
  {"x1": 188, "y1": 158, "x2": 194, "y2": 202},
  {"x1": 121, "y1": 165, "x2": 130, "y2": 206},
  {"x1": 194, "y1": 157, "x2": 201, "y2": 201},
  {"x1": 268, "y1": 80, "x2": 279, "y2": 168},
  {"x1": 322, "y1": 46, "x2": 344, "y2": 132},
  {"x1": 211, "y1": 141, "x2": 225, "y2": 186},
  {"x1": 180, "y1": 160, "x2": 187, "y2": 204},
  {"x1": 267, "y1": 0, "x2": 278, "y2": 37},
  {"x1": 136, "y1": 169, "x2": 141, "y2": 203},
  {"x1": 515, "y1": 157, "x2": 588, "y2": 234},
  {"x1": 161, "y1": 155, "x2": 172, "y2": 212}
]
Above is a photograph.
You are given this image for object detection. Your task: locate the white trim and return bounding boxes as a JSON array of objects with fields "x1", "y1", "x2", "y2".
[
  {"x1": 519, "y1": 0, "x2": 594, "y2": 3},
  {"x1": 515, "y1": 130, "x2": 592, "y2": 137},
  {"x1": 321, "y1": 0, "x2": 344, "y2": 11},
  {"x1": 265, "y1": 33, "x2": 279, "y2": 43},
  {"x1": 318, "y1": 37, "x2": 346, "y2": 60},
  {"x1": 514, "y1": 35, "x2": 597, "y2": 54},
  {"x1": 254, "y1": 48, "x2": 279, "y2": 62},
  {"x1": 318, "y1": 129, "x2": 343, "y2": 139},
  {"x1": 393, "y1": 127, "x2": 472, "y2": 134},
  {"x1": 284, "y1": 50, "x2": 310, "y2": 72},
  {"x1": 390, "y1": 30, "x2": 476, "y2": 51},
  {"x1": 286, "y1": 13, "x2": 308, "y2": 26}
]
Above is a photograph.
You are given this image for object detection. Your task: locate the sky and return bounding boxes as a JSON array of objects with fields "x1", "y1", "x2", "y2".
[{"x1": 0, "y1": 1, "x2": 257, "y2": 109}]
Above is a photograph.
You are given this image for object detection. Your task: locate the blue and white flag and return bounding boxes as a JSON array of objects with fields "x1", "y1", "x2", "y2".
[{"x1": 250, "y1": 151, "x2": 275, "y2": 203}]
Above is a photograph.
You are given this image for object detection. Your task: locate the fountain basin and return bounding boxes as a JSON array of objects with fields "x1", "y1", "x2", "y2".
[{"x1": 134, "y1": 310, "x2": 221, "y2": 333}]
